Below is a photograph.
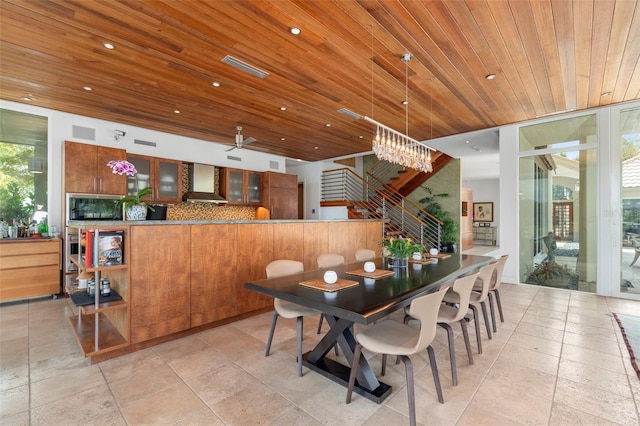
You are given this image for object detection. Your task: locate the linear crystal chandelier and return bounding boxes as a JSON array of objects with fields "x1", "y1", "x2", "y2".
[{"x1": 367, "y1": 53, "x2": 435, "y2": 173}]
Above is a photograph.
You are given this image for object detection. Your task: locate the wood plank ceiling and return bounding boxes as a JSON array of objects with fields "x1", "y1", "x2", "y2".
[{"x1": 1, "y1": 0, "x2": 638, "y2": 162}]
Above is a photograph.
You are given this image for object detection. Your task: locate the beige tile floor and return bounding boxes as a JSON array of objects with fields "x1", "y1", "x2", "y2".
[{"x1": 1, "y1": 282, "x2": 640, "y2": 425}]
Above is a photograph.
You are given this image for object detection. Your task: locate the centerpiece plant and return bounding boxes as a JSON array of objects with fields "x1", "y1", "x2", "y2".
[
  {"x1": 382, "y1": 236, "x2": 422, "y2": 268},
  {"x1": 106, "y1": 160, "x2": 154, "y2": 220}
]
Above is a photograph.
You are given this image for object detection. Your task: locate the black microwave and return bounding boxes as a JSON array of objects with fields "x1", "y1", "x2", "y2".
[{"x1": 66, "y1": 193, "x2": 123, "y2": 221}]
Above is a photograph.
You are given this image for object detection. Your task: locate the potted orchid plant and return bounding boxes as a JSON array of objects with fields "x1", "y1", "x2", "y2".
[{"x1": 106, "y1": 160, "x2": 154, "y2": 220}]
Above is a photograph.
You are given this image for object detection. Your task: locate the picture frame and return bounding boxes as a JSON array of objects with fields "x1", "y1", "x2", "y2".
[{"x1": 473, "y1": 202, "x2": 493, "y2": 222}]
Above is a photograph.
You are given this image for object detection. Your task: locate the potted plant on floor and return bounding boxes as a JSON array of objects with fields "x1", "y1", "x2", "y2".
[{"x1": 418, "y1": 187, "x2": 459, "y2": 253}]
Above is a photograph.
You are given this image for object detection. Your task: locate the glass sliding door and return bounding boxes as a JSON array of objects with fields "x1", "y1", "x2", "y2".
[
  {"x1": 620, "y1": 107, "x2": 640, "y2": 297},
  {"x1": 519, "y1": 114, "x2": 598, "y2": 292}
]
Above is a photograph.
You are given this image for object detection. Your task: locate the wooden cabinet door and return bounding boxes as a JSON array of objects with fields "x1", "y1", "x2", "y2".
[
  {"x1": 126, "y1": 155, "x2": 153, "y2": 200},
  {"x1": 245, "y1": 171, "x2": 262, "y2": 205},
  {"x1": 96, "y1": 146, "x2": 127, "y2": 194},
  {"x1": 236, "y1": 223, "x2": 273, "y2": 313},
  {"x1": 130, "y1": 225, "x2": 191, "y2": 343},
  {"x1": 155, "y1": 158, "x2": 181, "y2": 203},
  {"x1": 269, "y1": 187, "x2": 297, "y2": 219},
  {"x1": 220, "y1": 168, "x2": 244, "y2": 204},
  {"x1": 64, "y1": 142, "x2": 126, "y2": 194},
  {"x1": 191, "y1": 224, "x2": 238, "y2": 326},
  {"x1": 65, "y1": 142, "x2": 97, "y2": 193}
]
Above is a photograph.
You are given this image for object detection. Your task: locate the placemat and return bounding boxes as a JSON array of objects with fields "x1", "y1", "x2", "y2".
[
  {"x1": 299, "y1": 278, "x2": 359, "y2": 292},
  {"x1": 70, "y1": 289, "x2": 122, "y2": 306},
  {"x1": 409, "y1": 258, "x2": 435, "y2": 265},
  {"x1": 345, "y1": 269, "x2": 395, "y2": 279},
  {"x1": 425, "y1": 253, "x2": 451, "y2": 259}
]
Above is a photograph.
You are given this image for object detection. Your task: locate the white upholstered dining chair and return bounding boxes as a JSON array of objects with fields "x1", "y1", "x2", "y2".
[
  {"x1": 346, "y1": 286, "x2": 449, "y2": 426},
  {"x1": 264, "y1": 260, "x2": 318, "y2": 377}
]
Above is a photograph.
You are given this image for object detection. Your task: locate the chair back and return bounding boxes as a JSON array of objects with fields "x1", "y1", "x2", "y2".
[
  {"x1": 474, "y1": 262, "x2": 497, "y2": 302},
  {"x1": 317, "y1": 253, "x2": 345, "y2": 268},
  {"x1": 489, "y1": 255, "x2": 508, "y2": 291},
  {"x1": 449, "y1": 272, "x2": 480, "y2": 322},
  {"x1": 266, "y1": 260, "x2": 304, "y2": 279},
  {"x1": 406, "y1": 286, "x2": 449, "y2": 355},
  {"x1": 355, "y1": 249, "x2": 376, "y2": 262}
]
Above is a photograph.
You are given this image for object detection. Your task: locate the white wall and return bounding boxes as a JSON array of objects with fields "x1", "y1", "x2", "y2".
[{"x1": 463, "y1": 178, "x2": 500, "y2": 240}]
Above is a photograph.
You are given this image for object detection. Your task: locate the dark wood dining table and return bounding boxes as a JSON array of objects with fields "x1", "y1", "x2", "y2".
[{"x1": 244, "y1": 254, "x2": 494, "y2": 403}]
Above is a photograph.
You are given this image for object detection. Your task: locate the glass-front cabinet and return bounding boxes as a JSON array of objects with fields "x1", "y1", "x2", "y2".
[
  {"x1": 220, "y1": 168, "x2": 262, "y2": 205},
  {"x1": 126, "y1": 154, "x2": 181, "y2": 204}
]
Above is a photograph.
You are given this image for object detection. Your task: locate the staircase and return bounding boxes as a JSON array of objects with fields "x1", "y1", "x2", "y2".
[
  {"x1": 320, "y1": 167, "x2": 443, "y2": 250},
  {"x1": 371, "y1": 152, "x2": 453, "y2": 196}
]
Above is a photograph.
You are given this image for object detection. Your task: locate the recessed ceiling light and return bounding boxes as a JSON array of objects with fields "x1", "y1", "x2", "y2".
[
  {"x1": 280, "y1": 106, "x2": 287, "y2": 111},
  {"x1": 174, "y1": 110, "x2": 181, "y2": 114},
  {"x1": 289, "y1": 27, "x2": 301, "y2": 35},
  {"x1": 402, "y1": 100, "x2": 409, "y2": 105},
  {"x1": 314, "y1": 146, "x2": 319, "y2": 150},
  {"x1": 325, "y1": 123, "x2": 331, "y2": 127},
  {"x1": 83, "y1": 86, "x2": 93, "y2": 91},
  {"x1": 212, "y1": 81, "x2": 220, "y2": 87},
  {"x1": 103, "y1": 42, "x2": 115, "y2": 50},
  {"x1": 280, "y1": 137, "x2": 286, "y2": 141},
  {"x1": 601, "y1": 92, "x2": 612, "y2": 97},
  {"x1": 359, "y1": 135, "x2": 364, "y2": 139},
  {"x1": 472, "y1": 146, "x2": 482, "y2": 152},
  {"x1": 465, "y1": 140, "x2": 470, "y2": 144},
  {"x1": 21, "y1": 96, "x2": 32, "y2": 101},
  {"x1": 485, "y1": 74, "x2": 496, "y2": 80}
]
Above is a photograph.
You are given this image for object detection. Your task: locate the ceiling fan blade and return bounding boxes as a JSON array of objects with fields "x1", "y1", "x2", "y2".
[
  {"x1": 242, "y1": 137, "x2": 257, "y2": 145},
  {"x1": 225, "y1": 145, "x2": 237, "y2": 152},
  {"x1": 245, "y1": 145, "x2": 270, "y2": 152}
]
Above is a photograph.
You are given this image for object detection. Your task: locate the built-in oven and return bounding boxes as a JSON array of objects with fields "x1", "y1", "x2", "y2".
[{"x1": 64, "y1": 193, "x2": 123, "y2": 275}]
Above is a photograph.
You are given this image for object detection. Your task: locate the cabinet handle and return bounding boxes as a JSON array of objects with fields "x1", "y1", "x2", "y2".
[
  {"x1": 99, "y1": 178, "x2": 103, "y2": 193},
  {"x1": 93, "y1": 177, "x2": 97, "y2": 192}
]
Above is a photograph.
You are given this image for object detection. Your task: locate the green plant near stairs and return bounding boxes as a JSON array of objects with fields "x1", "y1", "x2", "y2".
[{"x1": 417, "y1": 186, "x2": 458, "y2": 251}]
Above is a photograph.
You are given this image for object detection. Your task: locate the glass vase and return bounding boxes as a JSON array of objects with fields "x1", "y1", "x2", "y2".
[{"x1": 387, "y1": 257, "x2": 409, "y2": 269}]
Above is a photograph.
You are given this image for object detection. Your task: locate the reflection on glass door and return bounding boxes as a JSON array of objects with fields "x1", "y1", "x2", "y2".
[
  {"x1": 519, "y1": 114, "x2": 597, "y2": 292},
  {"x1": 620, "y1": 107, "x2": 640, "y2": 296}
]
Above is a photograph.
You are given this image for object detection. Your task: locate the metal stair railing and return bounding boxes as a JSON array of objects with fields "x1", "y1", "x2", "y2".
[
  {"x1": 369, "y1": 160, "x2": 406, "y2": 186},
  {"x1": 321, "y1": 168, "x2": 442, "y2": 249}
]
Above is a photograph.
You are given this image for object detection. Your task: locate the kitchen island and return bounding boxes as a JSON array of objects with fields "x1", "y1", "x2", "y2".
[{"x1": 66, "y1": 219, "x2": 383, "y2": 362}]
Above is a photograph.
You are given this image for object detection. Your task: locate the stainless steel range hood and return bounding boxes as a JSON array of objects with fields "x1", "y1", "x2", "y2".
[{"x1": 182, "y1": 163, "x2": 228, "y2": 204}]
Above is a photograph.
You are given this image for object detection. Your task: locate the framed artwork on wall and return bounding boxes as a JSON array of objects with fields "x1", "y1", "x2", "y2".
[{"x1": 473, "y1": 202, "x2": 493, "y2": 222}]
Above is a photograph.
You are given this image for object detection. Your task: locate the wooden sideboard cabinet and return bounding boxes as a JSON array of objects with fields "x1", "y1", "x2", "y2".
[
  {"x1": 473, "y1": 226, "x2": 497, "y2": 246},
  {"x1": 64, "y1": 141, "x2": 127, "y2": 195},
  {"x1": 0, "y1": 239, "x2": 61, "y2": 301}
]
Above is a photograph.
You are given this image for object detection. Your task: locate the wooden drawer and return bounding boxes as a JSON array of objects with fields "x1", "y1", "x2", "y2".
[
  {"x1": 1, "y1": 252, "x2": 59, "y2": 269},
  {"x1": 0, "y1": 265, "x2": 60, "y2": 301},
  {"x1": 0, "y1": 240, "x2": 59, "y2": 256}
]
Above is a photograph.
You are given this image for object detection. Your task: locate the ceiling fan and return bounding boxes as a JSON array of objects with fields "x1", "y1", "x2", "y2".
[{"x1": 226, "y1": 126, "x2": 257, "y2": 151}]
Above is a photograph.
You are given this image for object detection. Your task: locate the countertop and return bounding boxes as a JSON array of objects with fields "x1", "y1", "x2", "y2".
[{"x1": 67, "y1": 219, "x2": 382, "y2": 226}]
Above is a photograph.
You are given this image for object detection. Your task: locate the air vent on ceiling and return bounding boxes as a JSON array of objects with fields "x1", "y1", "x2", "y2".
[
  {"x1": 227, "y1": 155, "x2": 242, "y2": 162},
  {"x1": 337, "y1": 108, "x2": 362, "y2": 120},
  {"x1": 72, "y1": 125, "x2": 95, "y2": 141},
  {"x1": 134, "y1": 139, "x2": 157, "y2": 147},
  {"x1": 269, "y1": 161, "x2": 279, "y2": 170},
  {"x1": 221, "y1": 55, "x2": 269, "y2": 79}
]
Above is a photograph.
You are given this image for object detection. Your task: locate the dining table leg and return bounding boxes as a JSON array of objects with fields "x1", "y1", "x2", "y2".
[{"x1": 303, "y1": 315, "x2": 392, "y2": 403}]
